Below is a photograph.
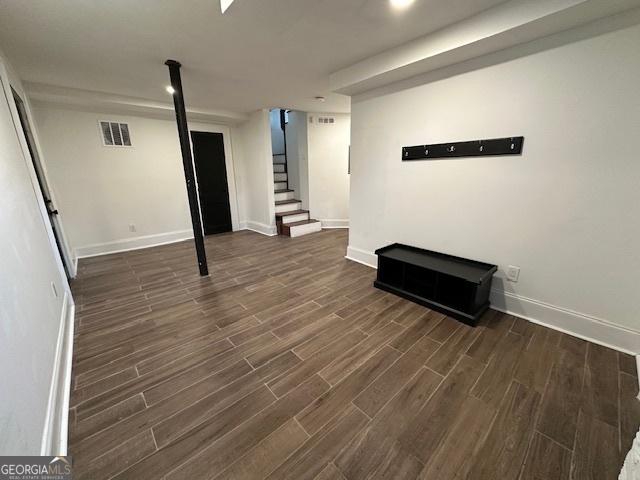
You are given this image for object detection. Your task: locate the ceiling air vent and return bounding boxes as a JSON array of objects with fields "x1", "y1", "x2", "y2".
[
  {"x1": 100, "y1": 121, "x2": 132, "y2": 147},
  {"x1": 317, "y1": 117, "x2": 335, "y2": 125}
]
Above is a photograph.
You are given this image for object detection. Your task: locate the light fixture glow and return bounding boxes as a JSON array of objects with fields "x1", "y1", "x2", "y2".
[
  {"x1": 221, "y1": 0, "x2": 235, "y2": 13},
  {"x1": 390, "y1": 0, "x2": 415, "y2": 9},
  {"x1": 166, "y1": 85, "x2": 175, "y2": 94}
]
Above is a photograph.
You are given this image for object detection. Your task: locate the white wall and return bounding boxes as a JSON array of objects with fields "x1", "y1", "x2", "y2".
[
  {"x1": 0, "y1": 51, "x2": 72, "y2": 455},
  {"x1": 31, "y1": 104, "x2": 241, "y2": 258},
  {"x1": 234, "y1": 109, "x2": 276, "y2": 235},
  {"x1": 348, "y1": 23, "x2": 640, "y2": 353},
  {"x1": 284, "y1": 110, "x2": 308, "y2": 208},
  {"x1": 269, "y1": 109, "x2": 285, "y2": 154},
  {"x1": 308, "y1": 113, "x2": 350, "y2": 228}
]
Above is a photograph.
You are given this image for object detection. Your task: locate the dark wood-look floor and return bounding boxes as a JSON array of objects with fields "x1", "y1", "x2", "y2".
[{"x1": 69, "y1": 229, "x2": 640, "y2": 480}]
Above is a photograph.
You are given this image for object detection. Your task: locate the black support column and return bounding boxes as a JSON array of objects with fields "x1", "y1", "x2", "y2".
[{"x1": 165, "y1": 59, "x2": 209, "y2": 276}]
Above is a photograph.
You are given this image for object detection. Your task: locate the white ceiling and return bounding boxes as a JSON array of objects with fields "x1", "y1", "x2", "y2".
[{"x1": 0, "y1": 0, "x2": 510, "y2": 114}]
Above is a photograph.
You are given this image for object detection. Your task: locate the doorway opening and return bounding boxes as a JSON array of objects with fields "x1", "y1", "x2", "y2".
[
  {"x1": 11, "y1": 88, "x2": 72, "y2": 279},
  {"x1": 191, "y1": 131, "x2": 233, "y2": 235}
]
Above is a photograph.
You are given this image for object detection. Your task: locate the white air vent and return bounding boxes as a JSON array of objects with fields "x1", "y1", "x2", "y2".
[
  {"x1": 317, "y1": 116, "x2": 335, "y2": 125},
  {"x1": 100, "y1": 121, "x2": 132, "y2": 147}
]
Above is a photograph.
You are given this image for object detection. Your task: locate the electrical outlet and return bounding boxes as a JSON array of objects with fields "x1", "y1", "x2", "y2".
[
  {"x1": 129, "y1": 224, "x2": 136, "y2": 232},
  {"x1": 506, "y1": 265, "x2": 520, "y2": 282}
]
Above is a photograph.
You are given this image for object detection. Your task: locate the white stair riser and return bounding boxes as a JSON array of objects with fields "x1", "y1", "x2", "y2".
[
  {"x1": 290, "y1": 221, "x2": 322, "y2": 238},
  {"x1": 273, "y1": 154, "x2": 286, "y2": 164},
  {"x1": 274, "y1": 182, "x2": 287, "y2": 190},
  {"x1": 274, "y1": 173, "x2": 288, "y2": 182},
  {"x1": 274, "y1": 191, "x2": 295, "y2": 202},
  {"x1": 282, "y1": 212, "x2": 309, "y2": 224},
  {"x1": 273, "y1": 164, "x2": 285, "y2": 173},
  {"x1": 275, "y1": 202, "x2": 302, "y2": 213}
]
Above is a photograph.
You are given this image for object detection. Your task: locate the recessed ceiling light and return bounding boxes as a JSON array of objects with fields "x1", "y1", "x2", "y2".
[
  {"x1": 390, "y1": 0, "x2": 415, "y2": 9},
  {"x1": 315, "y1": 96, "x2": 326, "y2": 102},
  {"x1": 221, "y1": 0, "x2": 235, "y2": 13},
  {"x1": 166, "y1": 85, "x2": 175, "y2": 94}
]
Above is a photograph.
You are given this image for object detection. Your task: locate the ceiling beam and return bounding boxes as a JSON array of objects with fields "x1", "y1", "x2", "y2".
[
  {"x1": 24, "y1": 82, "x2": 248, "y2": 125},
  {"x1": 330, "y1": 0, "x2": 640, "y2": 96}
]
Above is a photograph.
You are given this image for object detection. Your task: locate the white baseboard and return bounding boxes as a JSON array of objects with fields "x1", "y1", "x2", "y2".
[
  {"x1": 345, "y1": 244, "x2": 640, "y2": 355},
  {"x1": 346, "y1": 245, "x2": 377, "y2": 268},
  {"x1": 320, "y1": 219, "x2": 349, "y2": 229},
  {"x1": 41, "y1": 291, "x2": 75, "y2": 456},
  {"x1": 74, "y1": 229, "x2": 193, "y2": 259},
  {"x1": 71, "y1": 255, "x2": 78, "y2": 278},
  {"x1": 636, "y1": 356, "x2": 640, "y2": 400},
  {"x1": 73, "y1": 222, "x2": 281, "y2": 260},
  {"x1": 491, "y1": 289, "x2": 640, "y2": 355},
  {"x1": 240, "y1": 221, "x2": 277, "y2": 236}
]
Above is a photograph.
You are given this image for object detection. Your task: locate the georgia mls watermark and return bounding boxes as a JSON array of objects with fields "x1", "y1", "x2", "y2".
[{"x1": 0, "y1": 457, "x2": 72, "y2": 480}]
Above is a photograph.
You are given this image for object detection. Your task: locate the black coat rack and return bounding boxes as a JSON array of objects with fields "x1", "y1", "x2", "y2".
[{"x1": 402, "y1": 136, "x2": 524, "y2": 161}]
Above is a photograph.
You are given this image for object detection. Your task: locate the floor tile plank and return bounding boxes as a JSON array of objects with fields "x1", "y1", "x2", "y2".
[
  {"x1": 519, "y1": 432, "x2": 571, "y2": 480},
  {"x1": 353, "y1": 336, "x2": 440, "y2": 417},
  {"x1": 215, "y1": 419, "x2": 309, "y2": 480},
  {"x1": 536, "y1": 346, "x2": 586, "y2": 450},
  {"x1": 581, "y1": 342, "x2": 619, "y2": 427},
  {"x1": 298, "y1": 346, "x2": 401, "y2": 435},
  {"x1": 398, "y1": 355, "x2": 486, "y2": 465},
  {"x1": 468, "y1": 381, "x2": 540, "y2": 479},
  {"x1": 571, "y1": 411, "x2": 620, "y2": 480},
  {"x1": 266, "y1": 405, "x2": 369, "y2": 480},
  {"x1": 619, "y1": 372, "x2": 640, "y2": 458}
]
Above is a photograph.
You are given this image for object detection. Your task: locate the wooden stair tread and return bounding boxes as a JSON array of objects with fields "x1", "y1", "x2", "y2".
[
  {"x1": 283, "y1": 219, "x2": 320, "y2": 227},
  {"x1": 274, "y1": 189, "x2": 294, "y2": 193},
  {"x1": 276, "y1": 209, "x2": 308, "y2": 218},
  {"x1": 275, "y1": 199, "x2": 301, "y2": 205}
]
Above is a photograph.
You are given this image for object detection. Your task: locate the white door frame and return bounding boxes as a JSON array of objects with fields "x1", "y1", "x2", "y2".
[{"x1": 0, "y1": 60, "x2": 73, "y2": 290}]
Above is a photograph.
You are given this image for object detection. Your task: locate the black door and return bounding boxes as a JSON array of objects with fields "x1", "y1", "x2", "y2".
[{"x1": 191, "y1": 131, "x2": 232, "y2": 235}]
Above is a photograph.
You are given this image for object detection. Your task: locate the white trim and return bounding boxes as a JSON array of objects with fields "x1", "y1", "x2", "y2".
[
  {"x1": 345, "y1": 245, "x2": 378, "y2": 268},
  {"x1": 0, "y1": 61, "x2": 73, "y2": 291},
  {"x1": 41, "y1": 291, "x2": 74, "y2": 456},
  {"x1": 320, "y1": 219, "x2": 349, "y2": 229},
  {"x1": 636, "y1": 356, "x2": 640, "y2": 400},
  {"x1": 490, "y1": 289, "x2": 640, "y2": 355},
  {"x1": 74, "y1": 229, "x2": 193, "y2": 258},
  {"x1": 72, "y1": 255, "x2": 78, "y2": 278},
  {"x1": 290, "y1": 220, "x2": 322, "y2": 238},
  {"x1": 240, "y1": 221, "x2": 277, "y2": 237},
  {"x1": 345, "y1": 244, "x2": 640, "y2": 355}
]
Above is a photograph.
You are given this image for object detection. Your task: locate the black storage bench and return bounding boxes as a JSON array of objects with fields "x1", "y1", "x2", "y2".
[{"x1": 373, "y1": 244, "x2": 497, "y2": 326}]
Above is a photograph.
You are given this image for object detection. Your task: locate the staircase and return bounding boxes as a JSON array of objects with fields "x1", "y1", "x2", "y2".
[{"x1": 273, "y1": 152, "x2": 322, "y2": 237}]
